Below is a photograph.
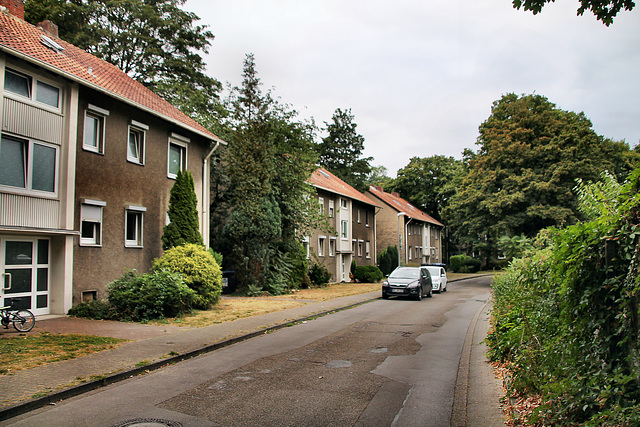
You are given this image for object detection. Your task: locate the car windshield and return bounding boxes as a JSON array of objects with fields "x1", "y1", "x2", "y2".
[
  {"x1": 425, "y1": 267, "x2": 441, "y2": 276},
  {"x1": 389, "y1": 268, "x2": 420, "y2": 279}
]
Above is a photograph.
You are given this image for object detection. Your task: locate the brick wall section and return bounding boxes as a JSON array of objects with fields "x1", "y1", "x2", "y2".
[{"x1": 0, "y1": 0, "x2": 24, "y2": 19}]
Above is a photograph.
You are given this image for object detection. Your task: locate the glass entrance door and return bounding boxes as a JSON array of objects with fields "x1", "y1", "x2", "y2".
[{"x1": 0, "y1": 237, "x2": 50, "y2": 315}]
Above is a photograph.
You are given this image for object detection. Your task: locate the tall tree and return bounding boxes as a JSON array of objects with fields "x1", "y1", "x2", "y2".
[
  {"x1": 316, "y1": 108, "x2": 373, "y2": 192},
  {"x1": 446, "y1": 93, "x2": 638, "y2": 263},
  {"x1": 512, "y1": 0, "x2": 635, "y2": 26},
  {"x1": 216, "y1": 54, "x2": 318, "y2": 294},
  {"x1": 24, "y1": 0, "x2": 221, "y2": 118},
  {"x1": 162, "y1": 170, "x2": 203, "y2": 250},
  {"x1": 386, "y1": 155, "x2": 463, "y2": 222}
]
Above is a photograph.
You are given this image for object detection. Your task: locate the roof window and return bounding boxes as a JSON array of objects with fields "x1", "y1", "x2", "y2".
[{"x1": 41, "y1": 35, "x2": 64, "y2": 53}]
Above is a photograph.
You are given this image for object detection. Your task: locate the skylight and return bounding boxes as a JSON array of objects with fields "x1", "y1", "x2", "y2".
[
  {"x1": 41, "y1": 35, "x2": 64, "y2": 53},
  {"x1": 319, "y1": 170, "x2": 330, "y2": 179}
]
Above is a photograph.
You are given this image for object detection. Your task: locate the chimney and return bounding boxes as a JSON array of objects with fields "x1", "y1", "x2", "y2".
[
  {"x1": 37, "y1": 20, "x2": 59, "y2": 38},
  {"x1": 0, "y1": 0, "x2": 24, "y2": 20},
  {"x1": 392, "y1": 192, "x2": 400, "y2": 198}
]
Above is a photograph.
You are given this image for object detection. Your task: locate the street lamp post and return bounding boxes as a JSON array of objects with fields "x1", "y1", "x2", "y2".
[{"x1": 397, "y1": 212, "x2": 406, "y2": 267}]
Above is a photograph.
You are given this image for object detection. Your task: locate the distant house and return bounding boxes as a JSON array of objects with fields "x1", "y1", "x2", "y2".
[
  {"x1": 307, "y1": 168, "x2": 378, "y2": 282},
  {"x1": 367, "y1": 186, "x2": 444, "y2": 266},
  {"x1": 0, "y1": 1, "x2": 225, "y2": 315}
]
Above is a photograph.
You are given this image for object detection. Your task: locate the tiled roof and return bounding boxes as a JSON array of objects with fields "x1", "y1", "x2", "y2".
[
  {"x1": 368, "y1": 186, "x2": 444, "y2": 227},
  {"x1": 309, "y1": 168, "x2": 378, "y2": 207},
  {"x1": 0, "y1": 12, "x2": 221, "y2": 142}
]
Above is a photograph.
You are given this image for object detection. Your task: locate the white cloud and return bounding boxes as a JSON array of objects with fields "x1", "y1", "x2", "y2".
[{"x1": 187, "y1": 0, "x2": 640, "y2": 176}]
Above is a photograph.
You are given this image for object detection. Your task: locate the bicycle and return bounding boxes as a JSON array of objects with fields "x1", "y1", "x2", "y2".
[{"x1": 0, "y1": 305, "x2": 35, "y2": 332}]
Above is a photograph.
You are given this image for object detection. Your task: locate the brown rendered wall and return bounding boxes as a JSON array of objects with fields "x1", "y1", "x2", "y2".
[
  {"x1": 366, "y1": 192, "x2": 401, "y2": 258},
  {"x1": 351, "y1": 200, "x2": 375, "y2": 267},
  {"x1": 72, "y1": 87, "x2": 209, "y2": 303},
  {"x1": 308, "y1": 189, "x2": 338, "y2": 279}
]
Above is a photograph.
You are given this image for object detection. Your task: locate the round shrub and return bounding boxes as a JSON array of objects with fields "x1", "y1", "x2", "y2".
[
  {"x1": 107, "y1": 270, "x2": 197, "y2": 321},
  {"x1": 152, "y1": 243, "x2": 223, "y2": 308},
  {"x1": 353, "y1": 265, "x2": 384, "y2": 283},
  {"x1": 68, "y1": 299, "x2": 114, "y2": 320},
  {"x1": 309, "y1": 263, "x2": 332, "y2": 287}
]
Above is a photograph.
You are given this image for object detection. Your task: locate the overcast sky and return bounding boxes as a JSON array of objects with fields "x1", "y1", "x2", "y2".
[{"x1": 186, "y1": 0, "x2": 639, "y2": 177}]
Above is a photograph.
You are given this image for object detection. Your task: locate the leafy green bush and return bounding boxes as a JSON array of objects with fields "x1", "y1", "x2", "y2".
[
  {"x1": 486, "y1": 169, "x2": 640, "y2": 426},
  {"x1": 107, "y1": 270, "x2": 197, "y2": 322},
  {"x1": 353, "y1": 265, "x2": 384, "y2": 283},
  {"x1": 449, "y1": 254, "x2": 481, "y2": 273},
  {"x1": 309, "y1": 263, "x2": 332, "y2": 287},
  {"x1": 377, "y1": 245, "x2": 398, "y2": 276},
  {"x1": 152, "y1": 243, "x2": 223, "y2": 309},
  {"x1": 208, "y1": 248, "x2": 223, "y2": 267},
  {"x1": 68, "y1": 299, "x2": 114, "y2": 320}
]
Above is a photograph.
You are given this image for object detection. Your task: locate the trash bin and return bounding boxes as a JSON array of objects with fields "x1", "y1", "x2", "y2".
[{"x1": 222, "y1": 270, "x2": 236, "y2": 294}]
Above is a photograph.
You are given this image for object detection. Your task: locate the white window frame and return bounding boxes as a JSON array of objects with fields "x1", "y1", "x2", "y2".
[
  {"x1": 124, "y1": 205, "x2": 146, "y2": 248},
  {"x1": 80, "y1": 199, "x2": 106, "y2": 247},
  {"x1": 318, "y1": 236, "x2": 326, "y2": 257},
  {"x1": 3, "y1": 67, "x2": 63, "y2": 112},
  {"x1": 328, "y1": 200, "x2": 335, "y2": 217},
  {"x1": 83, "y1": 104, "x2": 109, "y2": 154},
  {"x1": 365, "y1": 210, "x2": 370, "y2": 227},
  {"x1": 0, "y1": 134, "x2": 59, "y2": 196},
  {"x1": 168, "y1": 137, "x2": 188, "y2": 179},
  {"x1": 357, "y1": 240, "x2": 363, "y2": 257},
  {"x1": 329, "y1": 238, "x2": 336, "y2": 257},
  {"x1": 318, "y1": 197, "x2": 324, "y2": 215},
  {"x1": 341, "y1": 220, "x2": 348, "y2": 239},
  {"x1": 303, "y1": 236, "x2": 310, "y2": 259},
  {"x1": 366, "y1": 241, "x2": 371, "y2": 259},
  {"x1": 341, "y1": 198, "x2": 348, "y2": 209},
  {"x1": 357, "y1": 209, "x2": 361, "y2": 223},
  {"x1": 408, "y1": 246, "x2": 413, "y2": 260},
  {"x1": 127, "y1": 120, "x2": 147, "y2": 165}
]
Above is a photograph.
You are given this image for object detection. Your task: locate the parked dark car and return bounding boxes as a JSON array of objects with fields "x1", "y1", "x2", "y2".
[{"x1": 382, "y1": 267, "x2": 432, "y2": 300}]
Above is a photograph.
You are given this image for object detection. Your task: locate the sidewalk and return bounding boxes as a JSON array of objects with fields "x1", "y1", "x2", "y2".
[{"x1": 0, "y1": 278, "x2": 504, "y2": 424}]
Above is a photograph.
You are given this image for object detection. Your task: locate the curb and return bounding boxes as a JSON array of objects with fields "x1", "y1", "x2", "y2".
[{"x1": 0, "y1": 296, "x2": 379, "y2": 422}]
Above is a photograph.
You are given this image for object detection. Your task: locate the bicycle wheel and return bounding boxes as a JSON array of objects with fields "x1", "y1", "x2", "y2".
[{"x1": 13, "y1": 310, "x2": 35, "y2": 332}]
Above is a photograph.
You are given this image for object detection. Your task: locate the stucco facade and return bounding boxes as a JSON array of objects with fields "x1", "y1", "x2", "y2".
[
  {"x1": 367, "y1": 186, "x2": 444, "y2": 266},
  {"x1": 307, "y1": 169, "x2": 377, "y2": 282},
  {"x1": 0, "y1": 6, "x2": 223, "y2": 314}
]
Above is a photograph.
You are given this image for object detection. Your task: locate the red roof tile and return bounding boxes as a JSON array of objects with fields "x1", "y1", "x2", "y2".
[
  {"x1": 0, "y1": 12, "x2": 221, "y2": 141},
  {"x1": 309, "y1": 168, "x2": 378, "y2": 207},
  {"x1": 368, "y1": 186, "x2": 443, "y2": 227}
]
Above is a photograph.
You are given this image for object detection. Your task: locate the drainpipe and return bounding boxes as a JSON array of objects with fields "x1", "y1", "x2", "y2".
[
  {"x1": 397, "y1": 212, "x2": 406, "y2": 266},
  {"x1": 203, "y1": 139, "x2": 224, "y2": 249}
]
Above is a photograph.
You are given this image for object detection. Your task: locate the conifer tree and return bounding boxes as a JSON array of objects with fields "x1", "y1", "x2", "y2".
[{"x1": 162, "y1": 170, "x2": 203, "y2": 250}]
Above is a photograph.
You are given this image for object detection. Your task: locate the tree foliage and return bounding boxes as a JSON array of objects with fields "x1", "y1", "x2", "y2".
[
  {"x1": 487, "y1": 168, "x2": 640, "y2": 425},
  {"x1": 24, "y1": 0, "x2": 221, "y2": 118},
  {"x1": 213, "y1": 54, "x2": 318, "y2": 294},
  {"x1": 446, "y1": 93, "x2": 638, "y2": 262},
  {"x1": 386, "y1": 155, "x2": 463, "y2": 222},
  {"x1": 512, "y1": 0, "x2": 635, "y2": 26},
  {"x1": 162, "y1": 170, "x2": 203, "y2": 250},
  {"x1": 316, "y1": 108, "x2": 373, "y2": 192}
]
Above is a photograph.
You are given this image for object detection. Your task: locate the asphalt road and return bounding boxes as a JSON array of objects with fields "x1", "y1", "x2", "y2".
[{"x1": 4, "y1": 276, "x2": 493, "y2": 427}]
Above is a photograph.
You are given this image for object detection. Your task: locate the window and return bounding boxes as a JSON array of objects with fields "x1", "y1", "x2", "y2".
[
  {"x1": 4, "y1": 68, "x2": 61, "y2": 109},
  {"x1": 303, "y1": 237, "x2": 310, "y2": 259},
  {"x1": 318, "y1": 197, "x2": 324, "y2": 215},
  {"x1": 168, "y1": 139, "x2": 187, "y2": 179},
  {"x1": 127, "y1": 121, "x2": 147, "y2": 165},
  {"x1": 318, "y1": 237, "x2": 326, "y2": 257},
  {"x1": 365, "y1": 210, "x2": 370, "y2": 226},
  {"x1": 357, "y1": 209, "x2": 361, "y2": 223},
  {"x1": 366, "y1": 241, "x2": 371, "y2": 259},
  {"x1": 83, "y1": 105, "x2": 109, "y2": 154},
  {"x1": 329, "y1": 238, "x2": 336, "y2": 257},
  {"x1": 408, "y1": 246, "x2": 413, "y2": 260},
  {"x1": 358, "y1": 241, "x2": 363, "y2": 257},
  {"x1": 341, "y1": 199, "x2": 347, "y2": 209},
  {"x1": 125, "y1": 205, "x2": 146, "y2": 247},
  {"x1": 80, "y1": 200, "x2": 105, "y2": 246},
  {"x1": 341, "y1": 220, "x2": 348, "y2": 238},
  {"x1": 0, "y1": 135, "x2": 57, "y2": 193},
  {"x1": 328, "y1": 200, "x2": 334, "y2": 217}
]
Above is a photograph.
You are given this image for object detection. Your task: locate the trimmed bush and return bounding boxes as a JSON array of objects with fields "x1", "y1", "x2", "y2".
[
  {"x1": 309, "y1": 263, "x2": 332, "y2": 287},
  {"x1": 449, "y1": 254, "x2": 482, "y2": 273},
  {"x1": 107, "y1": 270, "x2": 197, "y2": 322},
  {"x1": 353, "y1": 265, "x2": 384, "y2": 283},
  {"x1": 377, "y1": 245, "x2": 398, "y2": 276},
  {"x1": 68, "y1": 299, "x2": 114, "y2": 320},
  {"x1": 152, "y1": 243, "x2": 223, "y2": 309}
]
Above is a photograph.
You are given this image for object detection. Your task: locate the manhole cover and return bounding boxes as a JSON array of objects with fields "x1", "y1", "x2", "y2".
[{"x1": 112, "y1": 419, "x2": 182, "y2": 427}]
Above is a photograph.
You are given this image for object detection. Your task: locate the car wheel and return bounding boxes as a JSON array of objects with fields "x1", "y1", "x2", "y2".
[
  {"x1": 427, "y1": 287, "x2": 433, "y2": 298},
  {"x1": 443, "y1": 284, "x2": 447, "y2": 292},
  {"x1": 382, "y1": 292, "x2": 389, "y2": 300},
  {"x1": 416, "y1": 287, "x2": 423, "y2": 301}
]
